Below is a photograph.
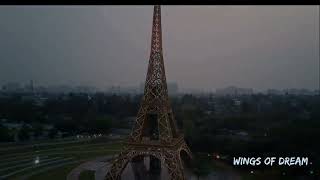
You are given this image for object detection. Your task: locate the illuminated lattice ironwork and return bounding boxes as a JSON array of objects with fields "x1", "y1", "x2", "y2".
[{"x1": 105, "y1": 5, "x2": 192, "y2": 180}]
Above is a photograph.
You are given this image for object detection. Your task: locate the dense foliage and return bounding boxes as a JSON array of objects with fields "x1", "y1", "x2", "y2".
[{"x1": 0, "y1": 92, "x2": 319, "y2": 176}]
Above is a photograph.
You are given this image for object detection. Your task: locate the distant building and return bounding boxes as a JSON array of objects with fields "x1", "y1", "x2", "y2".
[
  {"x1": 267, "y1": 89, "x2": 284, "y2": 95},
  {"x1": 121, "y1": 86, "x2": 140, "y2": 95},
  {"x1": 215, "y1": 129, "x2": 251, "y2": 141},
  {"x1": 23, "y1": 80, "x2": 35, "y2": 93},
  {"x1": 213, "y1": 101, "x2": 226, "y2": 115},
  {"x1": 1, "y1": 121, "x2": 25, "y2": 130},
  {"x1": 47, "y1": 85, "x2": 75, "y2": 94},
  {"x1": 233, "y1": 99, "x2": 241, "y2": 106},
  {"x1": 107, "y1": 85, "x2": 139, "y2": 95},
  {"x1": 216, "y1": 86, "x2": 253, "y2": 96},
  {"x1": 284, "y1": 88, "x2": 314, "y2": 95},
  {"x1": 2, "y1": 82, "x2": 22, "y2": 93},
  {"x1": 124, "y1": 116, "x2": 136, "y2": 127},
  {"x1": 168, "y1": 82, "x2": 179, "y2": 95},
  {"x1": 75, "y1": 85, "x2": 96, "y2": 93}
]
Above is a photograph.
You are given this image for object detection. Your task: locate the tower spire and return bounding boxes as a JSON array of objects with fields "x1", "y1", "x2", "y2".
[
  {"x1": 144, "y1": 5, "x2": 169, "y2": 104},
  {"x1": 150, "y1": 5, "x2": 163, "y2": 53}
]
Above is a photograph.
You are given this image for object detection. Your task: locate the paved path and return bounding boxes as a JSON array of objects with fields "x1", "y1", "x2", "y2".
[
  {"x1": 67, "y1": 156, "x2": 241, "y2": 180},
  {"x1": 95, "y1": 162, "x2": 113, "y2": 180},
  {"x1": 185, "y1": 169, "x2": 241, "y2": 180},
  {"x1": 67, "y1": 156, "x2": 113, "y2": 180}
]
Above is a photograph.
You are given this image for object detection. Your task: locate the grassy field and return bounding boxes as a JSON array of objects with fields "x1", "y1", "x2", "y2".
[
  {"x1": 0, "y1": 137, "x2": 122, "y2": 180},
  {"x1": 2, "y1": 139, "x2": 287, "y2": 180}
]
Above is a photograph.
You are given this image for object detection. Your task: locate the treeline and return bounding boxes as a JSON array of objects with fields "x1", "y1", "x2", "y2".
[
  {"x1": 0, "y1": 93, "x2": 142, "y2": 141},
  {"x1": 173, "y1": 94, "x2": 320, "y2": 175},
  {"x1": 1, "y1": 93, "x2": 319, "y2": 159}
]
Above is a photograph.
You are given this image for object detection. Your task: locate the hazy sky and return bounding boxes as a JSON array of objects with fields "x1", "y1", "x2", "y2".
[{"x1": 0, "y1": 6, "x2": 319, "y2": 91}]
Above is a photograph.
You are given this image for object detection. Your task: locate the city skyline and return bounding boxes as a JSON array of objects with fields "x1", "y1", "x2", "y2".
[
  {"x1": 0, "y1": 6, "x2": 319, "y2": 91},
  {"x1": 1, "y1": 81, "x2": 319, "y2": 95}
]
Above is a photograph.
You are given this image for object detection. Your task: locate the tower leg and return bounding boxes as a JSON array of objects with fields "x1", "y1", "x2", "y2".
[
  {"x1": 105, "y1": 140, "x2": 192, "y2": 180},
  {"x1": 163, "y1": 150, "x2": 185, "y2": 180},
  {"x1": 105, "y1": 149, "x2": 132, "y2": 180}
]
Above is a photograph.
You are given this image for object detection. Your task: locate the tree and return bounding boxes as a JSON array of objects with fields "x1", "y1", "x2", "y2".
[
  {"x1": 191, "y1": 155, "x2": 211, "y2": 180},
  {"x1": 33, "y1": 123, "x2": 44, "y2": 138},
  {"x1": 18, "y1": 124, "x2": 31, "y2": 142},
  {"x1": 48, "y1": 128, "x2": 58, "y2": 139},
  {"x1": 0, "y1": 124, "x2": 13, "y2": 142},
  {"x1": 88, "y1": 116, "x2": 112, "y2": 134}
]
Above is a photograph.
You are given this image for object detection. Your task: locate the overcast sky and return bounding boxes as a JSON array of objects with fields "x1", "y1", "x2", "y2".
[{"x1": 0, "y1": 6, "x2": 319, "y2": 91}]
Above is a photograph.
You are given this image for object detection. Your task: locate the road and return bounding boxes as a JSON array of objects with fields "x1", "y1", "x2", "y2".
[
  {"x1": 68, "y1": 156, "x2": 241, "y2": 180},
  {"x1": 67, "y1": 156, "x2": 113, "y2": 180}
]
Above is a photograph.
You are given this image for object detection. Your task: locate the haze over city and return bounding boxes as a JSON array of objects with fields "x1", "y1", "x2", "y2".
[
  {"x1": 0, "y1": 5, "x2": 320, "y2": 180},
  {"x1": 0, "y1": 6, "x2": 319, "y2": 91}
]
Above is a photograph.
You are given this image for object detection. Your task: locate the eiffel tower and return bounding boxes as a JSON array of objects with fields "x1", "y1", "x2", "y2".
[{"x1": 105, "y1": 5, "x2": 192, "y2": 180}]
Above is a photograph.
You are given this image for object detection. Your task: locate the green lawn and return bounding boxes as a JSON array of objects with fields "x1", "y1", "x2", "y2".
[
  {"x1": 0, "y1": 137, "x2": 122, "y2": 180},
  {"x1": 17, "y1": 163, "x2": 80, "y2": 180}
]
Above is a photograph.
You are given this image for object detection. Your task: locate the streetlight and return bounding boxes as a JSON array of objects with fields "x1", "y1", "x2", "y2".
[{"x1": 34, "y1": 156, "x2": 40, "y2": 165}]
